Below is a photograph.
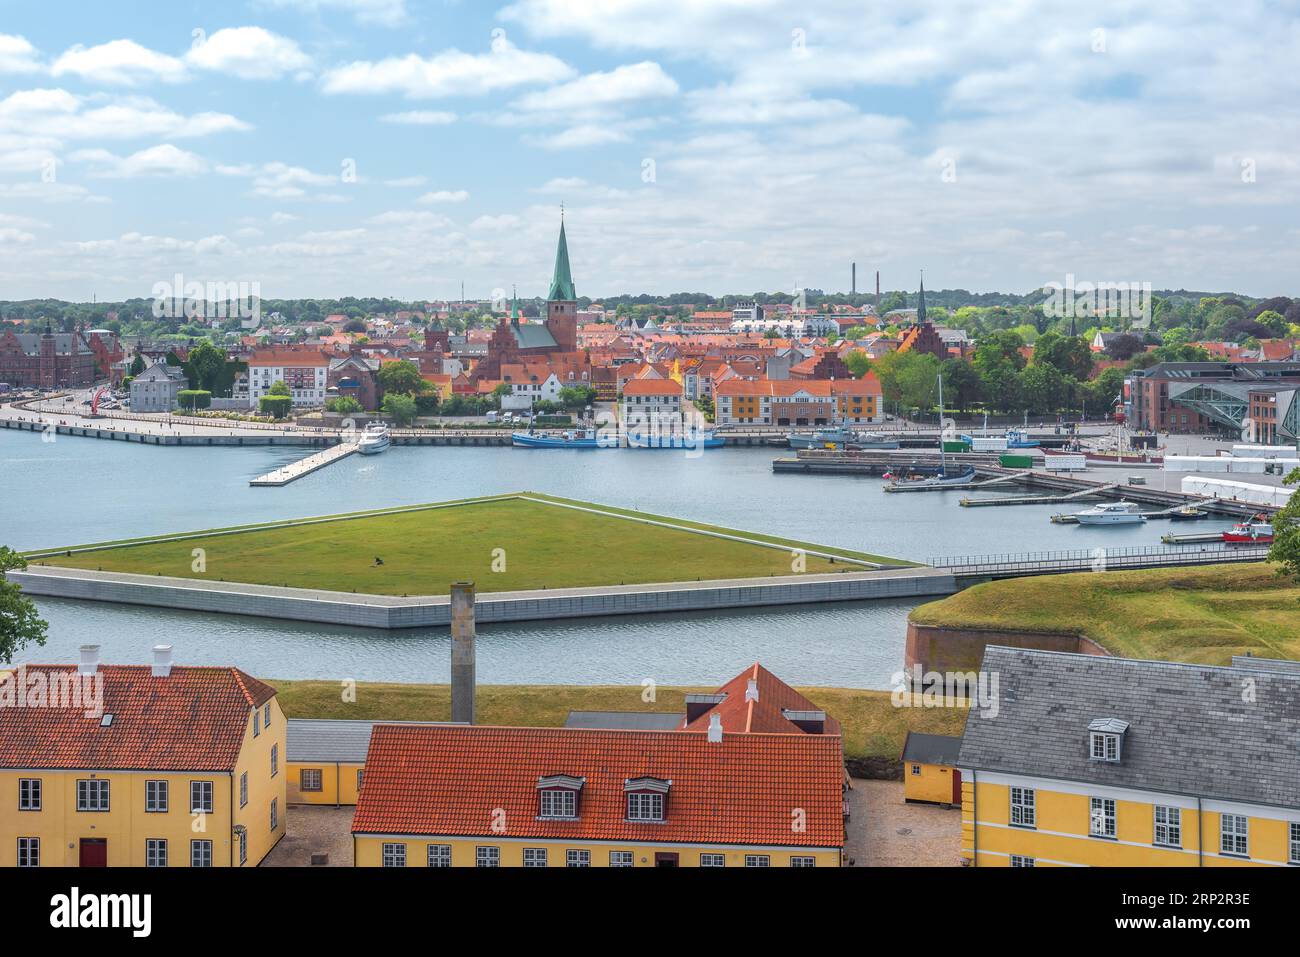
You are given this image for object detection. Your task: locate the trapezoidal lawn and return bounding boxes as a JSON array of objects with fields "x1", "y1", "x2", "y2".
[{"x1": 30, "y1": 492, "x2": 906, "y2": 597}]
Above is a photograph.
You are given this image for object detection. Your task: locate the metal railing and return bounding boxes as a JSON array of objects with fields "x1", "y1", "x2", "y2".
[{"x1": 930, "y1": 542, "x2": 1270, "y2": 577}]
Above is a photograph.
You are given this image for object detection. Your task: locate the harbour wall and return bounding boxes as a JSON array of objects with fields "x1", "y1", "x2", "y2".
[
  {"x1": 904, "y1": 621, "x2": 1111, "y2": 674},
  {"x1": 10, "y1": 566, "x2": 959, "y2": 630}
]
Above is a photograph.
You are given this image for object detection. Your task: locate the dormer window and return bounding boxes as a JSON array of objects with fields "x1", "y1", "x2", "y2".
[
  {"x1": 1088, "y1": 718, "x2": 1129, "y2": 762},
  {"x1": 624, "y1": 777, "x2": 671, "y2": 822},
  {"x1": 536, "y1": 774, "x2": 584, "y2": 820}
]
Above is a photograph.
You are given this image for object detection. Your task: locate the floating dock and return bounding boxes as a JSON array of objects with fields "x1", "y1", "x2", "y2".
[
  {"x1": 250, "y1": 443, "x2": 358, "y2": 486},
  {"x1": 960, "y1": 483, "x2": 1120, "y2": 508}
]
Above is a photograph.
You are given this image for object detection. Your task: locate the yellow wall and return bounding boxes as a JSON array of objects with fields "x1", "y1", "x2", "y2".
[
  {"x1": 962, "y1": 777, "x2": 1297, "y2": 867},
  {"x1": 287, "y1": 762, "x2": 364, "y2": 805},
  {"x1": 904, "y1": 762, "x2": 958, "y2": 804},
  {"x1": 0, "y1": 695, "x2": 286, "y2": 867},
  {"x1": 355, "y1": 836, "x2": 840, "y2": 868}
]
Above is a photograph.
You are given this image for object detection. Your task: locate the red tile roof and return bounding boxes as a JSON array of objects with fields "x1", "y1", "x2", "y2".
[
  {"x1": 352, "y1": 723, "x2": 843, "y2": 847},
  {"x1": 681, "y1": 663, "x2": 843, "y2": 736},
  {"x1": 622, "y1": 378, "x2": 683, "y2": 396},
  {"x1": 0, "y1": 665, "x2": 274, "y2": 771}
]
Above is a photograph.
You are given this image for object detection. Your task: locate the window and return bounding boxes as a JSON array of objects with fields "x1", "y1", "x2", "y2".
[
  {"x1": 566, "y1": 849, "x2": 590, "y2": 868},
  {"x1": 253, "y1": 711, "x2": 260, "y2": 737},
  {"x1": 18, "y1": 778, "x2": 40, "y2": 811},
  {"x1": 476, "y1": 846, "x2": 500, "y2": 867},
  {"x1": 627, "y1": 792, "x2": 665, "y2": 822},
  {"x1": 427, "y1": 845, "x2": 451, "y2": 868},
  {"x1": 1009, "y1": 787, "x2": 1035, "y2": 828},
  {"x1": 523, "y1": 848, "x2": 548, "y2": 867},
  {"x1": 264, "y1": 703, "x2": 271, "y2": 727},
  {"x1": 1221, "y1": 814, "x2": 1249, "y2": 857},
  {"x1": 17, "y1": 837, "x2": 38, "y2": 867},
  {"x1": 1290, "y1": 822, "x2": 1300, "y2": 865},
  {"x1": 271, "y1": 744, "x2": 278, "y2": 777},
  {"x1": 300, "y1": 768, "x2": 323, "y2": 792},
  {"x1": 790, "y1": 856, "x2": 816, "y2": 867},
  {"x1": 146, "y1": 839, "x2": 167, "y2": 868},
  {"x1": 239, "y1": 772, "x2": 248, "y2": 808},
  {"x1": 1090, "y1": 797, "x2": 1116, "y2": 838},
  {"x1": 1010, "y1": 855, "x2": 1035, "y2": 867},
  {"x1": 145, "y1": 780, "x2": 168, "y2": 813},
  {"x1": 609, "y1": 851, "x2": 634, "y2": 867},
  {"x1": 191, "y1": 840, "x2": 213, "y2": 868},
  {"x1": 270, "y1": 798, "x2": 278, "y2": 831},
  {"x1": 1154, "y1": 806, "x2": 1182, "y2": 848},
  {"x1": 382, "y1": 843, "x2": 406, "y2": 868},
  {"x1": 357, "y1": 769, "x2": 364, "y2": 791},
  {"x1": 239, "y1": 830, "x2": 247, "y2": 865},
  {"x1": 744, "y1": 855, "x2": 770, "y2": 867},
  {"x1": 190, "y1": 781, "x2": 214, "y2": 815},
  {"x1": 1090, "y1": 733, "x2": 1120, "y2": 762},
  {"x1": 910, "y1": 764, "x2": 921, "y2": 776},
  {"x1": 77, "y1": 779, "x2": 110, "y2": 812},
  {"x1": 539, "y1": 788, "x2": 577, "y2": 819},
  {"x1": 700, "y1": 853, "x2": 725, "y2": 867}
]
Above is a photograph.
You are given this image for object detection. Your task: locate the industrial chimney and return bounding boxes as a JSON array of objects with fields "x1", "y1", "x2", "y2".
[
  {"x1": 450, "y1": 582, "x2": 476, "y2": 724},
  {"x1": 851, "y1": 262, "x2": 856, "y2": 295}
]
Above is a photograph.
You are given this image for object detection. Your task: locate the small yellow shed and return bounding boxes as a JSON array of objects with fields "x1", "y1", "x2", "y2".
[{"x1": 901, "y1": 732, "x2": 963, "y2": 806}]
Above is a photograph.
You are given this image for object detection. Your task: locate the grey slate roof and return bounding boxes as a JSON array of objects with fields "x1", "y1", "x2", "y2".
[
  {"x1": 901, "y1": 732, "x2": 963, "y2": 766},
  {"x1": 958, "y1": 647, "x2": 1300, "y2": 810},
  {"x1": 287, "y1": 718, "x2": 457, "y2": 763},
  {"x1": 563, "y1": 710, "x2": 685, "y2": 731}
]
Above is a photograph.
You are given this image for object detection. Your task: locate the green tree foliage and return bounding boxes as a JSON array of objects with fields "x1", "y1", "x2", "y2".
[
  {"x1": 1032, "y1": 332, "x2": 1093, "y2": 380},
  {"x1": 267, "y1": 380, "x2": 291, "y2": 396},
  {"x1": 874, "y1": 351, "x2": 941, "y2": 412},
  {"x1": 557, "y1": 385, "x2": 596, "y2": 409},
  {"x1": 176, "y1": 389, "x2": 211, "y2": 410},
  {"x1": 377, "y1": 360, "x2": 427, "y2": 396},
  {"x1": 183, "y1": 340, "x2": 226, "y2": 391},
  {"x1": 1268, "y1": 467, "x2": 1300, "y2": 582},
  {"x1": 843, "y1": 350, "x2": 872, "y2": 379},
  {"x1": 325, "y1": 396, "x2": 362, "y2": 414},
  {"x1": 0, "y1": 547, "x2": 47, "y2": 661},
  {"x1": 939, "y1": 357, "x2": 981, "y2": 412},
  {"x1": 259, "y1": 395, "x2": 292, "y2": 418},
  {"x1": 381, "y1": 392, "x2": 418, "y2": 426}
]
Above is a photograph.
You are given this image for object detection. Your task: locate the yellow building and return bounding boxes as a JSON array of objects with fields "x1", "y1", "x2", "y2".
[
  {"x1": 901, "y1": 732, "x2": 963, "y2": 805},
  {"x1": 958, "y1": 648, "x2": 1300, "y2": 867},
  {"x1": 0, "y1": 645, "x2": 286, "y2": 867},
  {"x1": 352, "y1": 663, "x2": 846, "y2": 867}
]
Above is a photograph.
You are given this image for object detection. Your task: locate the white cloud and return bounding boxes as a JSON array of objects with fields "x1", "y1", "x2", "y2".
[
  {"x1": 218, "y1": 161, "x2": 349, "y2": 200},
  {"x1": 0, "y1": 34, "x2": 42, "y2": 74},
  {"x1": 72, "y1": 143, "x2": 208, "y2": 178},
  {"x1": 0, "y1": 89, "x2": 249, "y2": 141},
  {"x1": 383, "y1": 175, "x2": 427, "y2": 187},
  {"x1": 261, "y1": 0, "x2": 409, "y2": 27},
  {"x1": 185, "y1": 27, "x2": 312, "y2": 80},
  {"x1": 513, "y1": 61, "x2": 677, "y2": 113},
  {"x1": 321, "y1": 38, "x2": 573, "y2": 98},
  {"x1": 379, "y1": 110, "x2": 456, "y2": 125},
  {"x1": 417, "y1": 189, "x2": 469, "y2": 204},
  {"x1": 271, "y1": 211, "x2": 300, "y2": 224},
  {"x1": 51, "y1": 39, "x2": 187, "y2": 86}
]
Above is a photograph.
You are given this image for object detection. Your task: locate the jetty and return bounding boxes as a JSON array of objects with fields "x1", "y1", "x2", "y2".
[{"x1": 250, "y1": 442, "x2": 358, "y2": 486}]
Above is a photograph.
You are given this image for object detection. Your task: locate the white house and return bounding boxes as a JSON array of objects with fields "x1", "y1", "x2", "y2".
[{"x1": 246, "y1": 349, "x2": 329, "y2": 408}]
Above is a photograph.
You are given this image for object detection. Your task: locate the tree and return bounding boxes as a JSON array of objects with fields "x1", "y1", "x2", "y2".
[
  {"x1": 1018, "y1": 363, "x2": 1070, "y2": 414},
  {"x1": 557, "y1": 385, "x2": 596, "y2": 409},
  {"x1": 1104, "y1": 333, "x2": 1144, "y2": 361},
  {"x1": 177, "y1": 389, "x2": 211, "y2": 411},
  {"x1": 940, "y1": 357, "x2": 981, "y2": 412},
  {"x1": 325, "y1": 396, "x2": 362, "y2": 414},
  {"x1": 128, "y1": 354, "x2": 146, "y2": 377},
  {"x1": 381, "y1": 392, "x2": 417, "y2": 426},
  {"x1": 1033, "y1": 333, "x2": 1093, "y2": 380},
  {"x1": 259, "y1": 395, "x2": 292, "y2": 418},
  {"x1": 267, "y1": 380, "x2": 290, "y2": 396},
  {"x1": 1269, "y1": 467, "x2": 1300, "y2": 581},
  {"x1": 0, "y1": 547, "x2": 47, "y2": 662},
  {"x1": 843, "y1": 350, "x2": 872, "y2": 379},
  {"x1": 376, "y1": 360, "x2": 426, "y2": 396},
  {"x1": 184, "y1": 340, "x2": 226, "y2": 391}
]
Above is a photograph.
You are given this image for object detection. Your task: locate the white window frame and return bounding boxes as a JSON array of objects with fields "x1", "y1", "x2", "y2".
[
  {"x1": 539, "y1": 788, "x2": 577, "y2": 820},
  {"x1": 145, "y1": 779, "x2": 168, "y2": 813},
  {"x1": 626, "y1": 792, "x2": 664, "y2": 822},
  {"x1": 191, "y1": 839, "x2": 213, "y2": 868},
  {"x1": 700, "y1": 853, "x2": 725, "y2": 867},
  {"x1": 271, "y1": 743, "x2": 278, "y2": 777},
  {"x1": 1090, "y1": 797, "x2": 1117, "y2": 838},
  {"x1": 744, "y1": 854, "x2": 770, "y2": 867},
  {"x1": 790, "y1": 856, "x2": 817, "y2": 867},
  {"x1": 609, "y1": 851, "x2": 634, "y2": 867},
  {"x1": 264, "y1": 703, "x2": 271, "y2": 727},
  {"x1": 1220, "y1": 814, "x2": 1249, "y2": 857},
  {"x1": 1010, "y1": 855, "x2": 1035, "y2": 867},
  {"x1": 1154, "y1": 806, "x2": 1182, "y2": 848},
  {"x1": 476, "y1": 846, "x2": 500, "y2": 868},
  {"x1": 523, "y1": 847, "x2": 548, "y2": 867},
  {"x1": 381, "y1": 842, "x2": 406, "y2": 868},
  {"x1": 77, "y1": 779, "x2": 110, "y2": 812},
  {"x1": 1090, "y1": 732, "x2": 1120, "y2": 762},
  {"x1": 190, "y1": 780, "x2": 214, "y2": 815},
  {"x1": 18, "y1": 778, "x2": 40, "y2": 811},
  {"x1": 300, "y1": 768, "x2": 323, "y2": 792},
  {"x1": 239, "y1": 771, "x2": 248, "y2": 808},
  {"x1": 17, "y1": 837, "x2": 39, "y2": 867},
  {"x1": 253, "y1": 710, "x2": 260, "y2": 737},
  {"x1": 427, "y1": 844, "x2": 451, "y2": 868},
  {"x1": 1009, "y1": 786, "x2": 1035, "y2": 828},
  {"x1": 566, "y1": 849, "x2": 590, "y2": 868},
  {"x1": 270, "y1": 798, "x2": 278, "y2": 831},
  {"x1": 146, "y1": 838, "x2": 167, "y2": 868},
  {"x1": 1290, "y1": 822, "x2": 1300, "y2": 865}
]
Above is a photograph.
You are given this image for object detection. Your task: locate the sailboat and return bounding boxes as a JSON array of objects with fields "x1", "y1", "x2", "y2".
[{"x1": 886, "y1": 373, "x2": 976, "y2": 487}]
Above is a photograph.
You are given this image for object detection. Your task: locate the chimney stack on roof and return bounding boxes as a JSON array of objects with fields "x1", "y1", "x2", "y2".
[
  {"x1": 451, "y1": 581, "x2": 476, "y2": 725},
  {"x1": 707, "y1": 712, "x2": 723, "y2": 743},
  {"x1": 745, "y1": 677, "x2": 759, "y2": 702},
  {"x1": 78, "y1": 645, "x2": 100, "y2": 677},
  {"x1": 151, "y1": 644, "x2": 173, "y2": 678}
]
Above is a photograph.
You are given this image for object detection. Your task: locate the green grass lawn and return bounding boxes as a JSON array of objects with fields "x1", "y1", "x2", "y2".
[
  {"x1": 31, "y1": 493, "x2": 902, "y2": 596},
  {"x1": 270, "y1": 679, "x2": 967, "y2": 762},
  {"x1": 911, "y1": 562, "x2": 1300, "y2": 664}
]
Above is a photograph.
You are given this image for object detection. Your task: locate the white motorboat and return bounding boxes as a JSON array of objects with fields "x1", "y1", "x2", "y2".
[
  {"x1": 1074, "y1": 501, "x2": 1145, "y2": 525},
  {"x1": 357, "y1": 422, "x2": 391, "y2": 455}
]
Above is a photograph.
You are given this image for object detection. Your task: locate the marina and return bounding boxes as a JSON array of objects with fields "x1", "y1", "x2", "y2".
[{"x1": 249, "y1": 441, "x2": 359, "y2": 486}]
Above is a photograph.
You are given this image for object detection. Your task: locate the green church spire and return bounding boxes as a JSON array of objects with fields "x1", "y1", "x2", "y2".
[
  {"x1": 547, "y1": 212, "x2": 576, "y2": 302},
  {"x1": 917, "y1": 272, "x2": 927, "y2": 324}
]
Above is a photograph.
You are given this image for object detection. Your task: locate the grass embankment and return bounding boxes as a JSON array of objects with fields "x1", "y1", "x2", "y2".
[
  {"x1": 270, "y1": 680, "x2": 967, "y2": 762},
  {"x1": 911, "y1": 562, "x2": 1300, "y2": 664},
  {"x1": 32, "y1": 493, "x2": 903, "y2": 595}
]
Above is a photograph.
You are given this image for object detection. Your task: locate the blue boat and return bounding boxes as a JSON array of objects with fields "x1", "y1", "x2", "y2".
[
  {"x1": 1006, "y1": 428, "x2": 1040, "y2": 449},
  {"x1": 511, "y1": 429, "x2": 607, "y2": 449},
  {"x1": 626, "y1": 430, "x2": 724, "y2": 449}
]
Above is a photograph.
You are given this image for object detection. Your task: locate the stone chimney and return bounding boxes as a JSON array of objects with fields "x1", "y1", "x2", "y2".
[
  {"x1": 450, "y1": 582, "x2": 476, "y2": 724},
  {"x1": 707, "y1": 713, "x2": 723, "y2": 743},
  {"x1": 151, "y1": 644, "x2": 173, "y2": 677},
  {"x1": 745, "y1": 677, "x2": 759, "y2": 702},
  {"x1": 78, "y1": 645, "x2": 100, "y2": 676}
]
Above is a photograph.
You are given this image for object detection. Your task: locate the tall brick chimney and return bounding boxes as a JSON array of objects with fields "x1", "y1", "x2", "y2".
[{"x1": 450, "y1": 582, "x2": 476, "y2": 724}]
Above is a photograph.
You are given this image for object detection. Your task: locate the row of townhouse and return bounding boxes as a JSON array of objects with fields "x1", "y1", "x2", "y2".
[{"x1": 715, "y1": 376, "x2": 883, "y2": 427}]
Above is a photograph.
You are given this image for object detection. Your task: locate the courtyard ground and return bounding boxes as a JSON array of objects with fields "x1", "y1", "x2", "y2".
[
  {"x1": 846, "y1": 779, "x2": 962, "y2": 867},
  {"x1": 262, "y1": 806, "x2": 354, "y2": 867}
]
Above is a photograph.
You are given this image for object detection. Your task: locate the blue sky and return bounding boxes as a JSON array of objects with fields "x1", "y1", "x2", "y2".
[{"x1": 1, "y1": 0, "x2": 1298, "y2": 302}]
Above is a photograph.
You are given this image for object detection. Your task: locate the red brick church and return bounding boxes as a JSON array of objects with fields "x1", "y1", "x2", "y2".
[{"x1": 0, "y1": 322, "x2": 104, "y2": 388}]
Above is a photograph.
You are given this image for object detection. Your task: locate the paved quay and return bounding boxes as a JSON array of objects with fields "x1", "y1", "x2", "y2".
[
  {"x1": 6, "y1": 564, "x2": 959, "y2": 629},
  {"x1": 250, "y1": 443, "x2": 359, "y2": 486}
]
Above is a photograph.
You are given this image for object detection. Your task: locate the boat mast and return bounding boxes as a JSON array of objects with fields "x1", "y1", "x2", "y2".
[{"x1": 938, "y1": 372, "x2": 945, "y2": 475}]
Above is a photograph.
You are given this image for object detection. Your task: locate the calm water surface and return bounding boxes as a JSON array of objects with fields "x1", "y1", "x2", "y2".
[{"x1": 0, "y1": 430, "x2": 1230, "y2": 687}]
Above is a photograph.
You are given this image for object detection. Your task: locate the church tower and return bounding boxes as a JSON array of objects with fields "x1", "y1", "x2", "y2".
[{"x1": 545, "y1": 212, "x2": 578, "y2": 353}]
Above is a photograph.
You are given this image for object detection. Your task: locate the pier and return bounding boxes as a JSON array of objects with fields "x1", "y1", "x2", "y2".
[
  {"x1": 931, "y1": 542, "x2": 1270, "y2": 581},
  {"x1": 960, "y1": 483, "x2": 1120, "y2": 507},
  {"x1": 250, "y1": 442, "x2": 359, "y2": 486}
]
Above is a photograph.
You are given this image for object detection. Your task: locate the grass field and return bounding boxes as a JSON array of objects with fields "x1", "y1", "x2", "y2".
[
  {"x1": 910, "y1": 562, "x2": 1300, "y2": 664},
  {"x1": 270, "y1": 679, "x2": 968, "y2": 761},
  {"x1": 32, "y1": 493, "x2": 903, "y2": 596}
]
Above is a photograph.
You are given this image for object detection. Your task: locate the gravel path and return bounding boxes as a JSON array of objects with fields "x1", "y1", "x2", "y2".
[{"x1": 845, "y1": 779, "x2": 961, "y2": 867}]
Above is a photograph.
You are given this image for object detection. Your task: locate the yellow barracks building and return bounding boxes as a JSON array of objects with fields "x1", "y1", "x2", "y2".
[
  {"x1": 958, "y1": 647, "x2": 1300, "y2": 868},
  {"x1": 0, "y1": 645, "x2": 286, "y2": 867}
]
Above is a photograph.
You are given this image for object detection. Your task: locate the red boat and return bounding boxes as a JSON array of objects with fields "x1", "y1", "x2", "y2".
[{"x1": 1223, "y1": 516, "x2": 1274, "y2": 544}]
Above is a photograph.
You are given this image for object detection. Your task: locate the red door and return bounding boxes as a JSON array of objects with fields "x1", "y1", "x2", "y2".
[
  {"x1": 952, "y1": 769, "x2": 963, "y2": 805},
  {"x1": 79, "y1": 838, "x2": 108, "y2": 867}
]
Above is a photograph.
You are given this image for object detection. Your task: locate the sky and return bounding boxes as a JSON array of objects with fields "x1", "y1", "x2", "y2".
[{"x1": 0, "y1": 0, "x2": 1298, "y2": 303}]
